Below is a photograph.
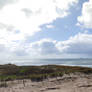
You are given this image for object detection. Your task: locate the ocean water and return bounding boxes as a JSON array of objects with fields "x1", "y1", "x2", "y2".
[{"x1": 14, "y1": 58, "x2": 92, "y2": 67}]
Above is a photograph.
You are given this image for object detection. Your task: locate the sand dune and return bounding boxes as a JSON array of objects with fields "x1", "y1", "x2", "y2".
[{"x1": 0, "y1": 73, "x2": 92, "y2": 92}]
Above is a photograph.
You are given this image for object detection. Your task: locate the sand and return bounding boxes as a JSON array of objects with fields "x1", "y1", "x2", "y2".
[{"x1": 0, "y1": 73, "x2": 92, "y2": 92}]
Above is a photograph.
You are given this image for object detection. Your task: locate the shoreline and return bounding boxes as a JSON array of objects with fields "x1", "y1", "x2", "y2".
[{"x1": 3, "y1": 58, "x2": 92, "y2": 67}]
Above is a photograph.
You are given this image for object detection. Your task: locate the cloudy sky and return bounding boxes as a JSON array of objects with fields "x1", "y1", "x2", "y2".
[{"x1": 0, "y1": 0, "x2": 92, "y2": 63}]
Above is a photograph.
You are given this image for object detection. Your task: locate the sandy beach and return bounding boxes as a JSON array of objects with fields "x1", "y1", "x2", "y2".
[{"x1": 0, "y1": 73, "x2": 92, "y2": 92}]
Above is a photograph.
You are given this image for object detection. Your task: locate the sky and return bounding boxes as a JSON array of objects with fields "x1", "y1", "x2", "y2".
[{"x1": 0, "y1": 0, "x2": 92, "y2": 63}]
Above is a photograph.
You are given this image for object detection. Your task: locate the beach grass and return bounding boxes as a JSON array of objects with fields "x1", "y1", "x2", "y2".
[{"x1": 0, "y1": 64, "x2": 92, "y2": 82}]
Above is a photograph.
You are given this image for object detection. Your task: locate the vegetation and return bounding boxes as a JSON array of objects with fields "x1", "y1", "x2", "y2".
[{"x1": 0, "y1": 64, "x2": 92, "y2": 82}]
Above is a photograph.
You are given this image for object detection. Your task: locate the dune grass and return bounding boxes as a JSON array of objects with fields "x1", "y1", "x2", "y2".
[{"x1": 0, "y1": 64, "x2": 92, "y2": 82}]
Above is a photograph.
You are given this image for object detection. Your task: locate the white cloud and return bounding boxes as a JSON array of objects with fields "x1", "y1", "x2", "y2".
[
  {"x1": 0, "y1": 44, "x2": 12, "y2": 62},
  {"x1": 46, "y1": 24, "x2": 54, "y2": 29},
  {"x1": 30, "y1": 33, "x2": 92, "y2": 58},
  {"x1": 0, "y1": 0, "x2": 79, "y2": 61},
  {"x1": 57, "y1": 33, "x2": 92, "y2": 55},
  {"x1": 0, "y1": 0, "x2": 78, "y2": 43},
  {"x1": 0, "y1": 33, "x2": 92, "y2": 62},
  {"x1": 22, "y1": 33, "x2": 92, "y2": 58},
  {"x1": 0, "y1": 0, "x2": 17, "y2": 9},
  {"x1": 77, "y1": 0, "x2": 92, "y2": 28},
  {"x1": 30, "y1": 39, "x2": 60, "y2": 56},
  {"x1": 2, "y1": 0, "x2": 92, "y2": 63}
]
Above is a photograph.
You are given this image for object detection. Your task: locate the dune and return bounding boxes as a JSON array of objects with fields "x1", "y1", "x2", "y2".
[{"x1": 0, "y1": 73, "x2": 92, "y2": 92}]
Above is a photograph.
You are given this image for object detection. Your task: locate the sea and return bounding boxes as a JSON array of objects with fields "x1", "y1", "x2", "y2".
[{"x1": 13, "y1": 58, "x2": 92, "y2": 68}]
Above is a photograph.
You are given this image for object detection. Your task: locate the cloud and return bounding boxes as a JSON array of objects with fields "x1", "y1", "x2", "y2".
[
  {"x1": 30, "y1": 39, "x2": 60, "y2": 56},
  {"x1": 57, "y1": 33, "x2": 92, "y2": 55},
  {"x1": 77, "y1": 0, "x2": 92, "y2": 28},
  {"x1": 24, "y1": 33, "x2": 92, "y2": 58},
  {"x1": 0, "y1": 0, "x2": 79, "y2": 43},
  {"x1": 21, "y1": 8, "x2": 33, "y2": 17},
  {"x1": 0, "y1": 0, "x2": 17, "y2": 9},
  {"x1": 30, "y1": 33, "x2": 92, "y2": 58},
  {"x1": 13, "y1": 49, "x2": 28, "y2": 56},
  {"x1": 0, "y1": 44, "x2": 6, "y2": 52},
  {"x1": 46, "y1": 24, "x2": 54, "y2": 29},
  {"x1": 0, "y1": 44, "x2": 12, "y2": 62},
  {"x1": 0, "y1": 33, "x2": 92, "y2": 62}
]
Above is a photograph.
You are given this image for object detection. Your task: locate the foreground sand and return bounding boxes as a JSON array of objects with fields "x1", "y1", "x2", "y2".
[{"x1": 1, "y1": 73, "x2": 92, "y2": 92}]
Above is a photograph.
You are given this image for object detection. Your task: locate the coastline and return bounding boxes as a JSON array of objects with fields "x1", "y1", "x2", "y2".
[
  {"x1": 12, "y1": 58, "x2": 92, "y2": 68},
  {"x1": 0, "y1": 64, "x2": 92, "y2": 92}
]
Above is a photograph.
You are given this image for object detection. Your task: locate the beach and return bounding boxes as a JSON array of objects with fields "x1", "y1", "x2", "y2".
[{"x1": 1, "y1": 73, "x2": 92, "y2": 92}]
